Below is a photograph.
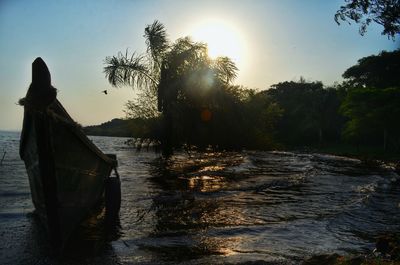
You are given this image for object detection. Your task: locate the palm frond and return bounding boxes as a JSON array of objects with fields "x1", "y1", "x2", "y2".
[
  {"x1": 144, "y1": 20, "x2": 169, "y2": 70},
  {"x1": 213, "y1": 56, "x2": 238, "y2": 84},
  {"x1": 104, "y1": 50, "x2": 158, "y2": 89}
]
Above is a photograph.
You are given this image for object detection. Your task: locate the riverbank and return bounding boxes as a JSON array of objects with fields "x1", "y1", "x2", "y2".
[{"x1": 290, "y1": 143, "x2": 400, "y2": 171}]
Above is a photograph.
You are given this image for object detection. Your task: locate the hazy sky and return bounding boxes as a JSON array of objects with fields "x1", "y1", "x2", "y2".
[{"x1": 0, "y1": 0, "x2": 398, "y2": 131}]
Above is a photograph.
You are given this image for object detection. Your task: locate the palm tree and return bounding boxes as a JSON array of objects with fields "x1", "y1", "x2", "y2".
[{"x1": 104, "y1": 20, "x2": 238, "y2": 156}]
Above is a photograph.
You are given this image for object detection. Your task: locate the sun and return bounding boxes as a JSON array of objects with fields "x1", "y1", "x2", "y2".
[{"x1": 189, "y1": 19, "x2": 246, "y2": 67}]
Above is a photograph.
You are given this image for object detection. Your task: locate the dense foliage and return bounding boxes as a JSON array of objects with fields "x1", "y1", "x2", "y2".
[
  {"x1": 335, "y1": 0, "x2": 400, "y2": 39},
  {"x1": 104, "y1": 21, "x2": 281, "y2": 154},
  {"x1": 266, "y1": 80, "x2": 344, "y2": 146},
  {"x1": 340, "y1": 50, "x2": 400, "y2": 151},
  {"x1": 342, "y1": 50, "x2": 400, "y2": 88},
  {"x1": 103, "y1": 20, "x2": 399, "y2": 155}
]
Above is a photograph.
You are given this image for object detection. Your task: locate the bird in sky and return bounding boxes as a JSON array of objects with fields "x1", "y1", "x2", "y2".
[{"x1": 102, "y1": 90, "x2": 107, "y2": 95}]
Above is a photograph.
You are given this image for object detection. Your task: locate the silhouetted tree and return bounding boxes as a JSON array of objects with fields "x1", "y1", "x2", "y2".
[
  {"x1": 241, "y1": 90, "x2": 283, "y2": 149},
  {"x1": 104, "y1": 20, "x2": 238, "y2": 156},
  {"x1": 342, "y1": 49, "x2": 400, "y2": 89},
  {"x1": 335, "y1": 0, "x2": 400, "y2": 39},
  {"x1": 267, "y1": 79, "x2": 344, "y2": 146}
]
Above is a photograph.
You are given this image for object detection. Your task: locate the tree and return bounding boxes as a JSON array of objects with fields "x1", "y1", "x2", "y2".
[
  {"x1": 342, "y1": 49, "x2": 400, "y2": 89},
  {"x1": 104, "y1": 21, "x2": 167, "y2": 115},
  {"x1": 335, "y1": 0, "x2": 400, "y2": 39},
  {"x1": 341, "y1": 87, "x2": 400, "y2": 150},
  {"x1": 340, "y1": 50, "x2": 400, "y2": 151},
  {"x1": 267, "y1": 79, "x2": 344, "y2": 146},
  {"x1": 240, "y1": 90, "x2": 283, "y2": 149},
  {"x1": 104, "y1": 20, "x2": 238, "y2": 156}
]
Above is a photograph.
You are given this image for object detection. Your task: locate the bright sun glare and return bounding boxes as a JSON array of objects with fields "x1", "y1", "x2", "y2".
[{"x1": 190, "y1": 19, "x2": 246, "y2": 68}]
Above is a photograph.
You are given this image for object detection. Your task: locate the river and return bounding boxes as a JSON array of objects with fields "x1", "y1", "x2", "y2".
[{"x1": 0, "y1": 131, "x2": 399, "y2": 264}]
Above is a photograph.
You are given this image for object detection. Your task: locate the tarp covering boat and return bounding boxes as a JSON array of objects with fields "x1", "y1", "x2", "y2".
[{"x1": 19, "y1": 58, "x2": 120, "y2": 249}]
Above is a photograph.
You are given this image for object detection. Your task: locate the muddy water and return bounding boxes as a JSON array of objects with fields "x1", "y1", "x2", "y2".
[{"x1": 1, "y1": 132, "x2": 399, "y2": 264}]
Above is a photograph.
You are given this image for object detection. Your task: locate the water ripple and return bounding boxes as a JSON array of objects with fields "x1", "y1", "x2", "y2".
[{"x1": 1, "y1": 133, "x2": 399, "y2": 264}]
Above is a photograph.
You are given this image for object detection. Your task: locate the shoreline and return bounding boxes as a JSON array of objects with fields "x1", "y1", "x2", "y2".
[{"x1": 285, "y1": 144, "x2": 400, "y2": 173}]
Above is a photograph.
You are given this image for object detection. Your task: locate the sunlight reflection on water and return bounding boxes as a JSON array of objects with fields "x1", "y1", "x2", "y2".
[{"x1": 1, "y1": 133, "x2": 399, "y2": 265}]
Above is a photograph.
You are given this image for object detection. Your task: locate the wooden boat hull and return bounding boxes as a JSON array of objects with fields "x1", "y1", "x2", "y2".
[{"x1": 20, "y1": 58, "x2": 119, "y2": 248}]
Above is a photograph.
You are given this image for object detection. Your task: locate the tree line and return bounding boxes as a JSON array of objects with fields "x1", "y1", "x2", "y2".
[{"x1": 103, "y1": 20, "x2": 399, "y2": 156}]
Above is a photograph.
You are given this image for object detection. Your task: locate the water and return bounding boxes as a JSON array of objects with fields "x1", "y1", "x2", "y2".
[{"x1": 1, "y1": 131, "x2": 399, "y2": 264}]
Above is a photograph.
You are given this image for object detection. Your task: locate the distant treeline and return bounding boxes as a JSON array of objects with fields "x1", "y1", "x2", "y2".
[
  {"x1": 84, "y1": 118, "x2": 159, "y2": 138},
  {"x1": 84, "y1": 119, "x2": 131, "y2": 137}
]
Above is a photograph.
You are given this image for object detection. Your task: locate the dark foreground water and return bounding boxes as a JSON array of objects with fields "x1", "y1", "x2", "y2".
[{"x1": 1, "y1": 131, "x2": 399, "y2": 264}]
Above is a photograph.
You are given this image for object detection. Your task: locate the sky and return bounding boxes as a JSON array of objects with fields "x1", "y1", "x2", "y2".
[{"x1": 0, "y1": 0, "x2": 398, "y2": 131}]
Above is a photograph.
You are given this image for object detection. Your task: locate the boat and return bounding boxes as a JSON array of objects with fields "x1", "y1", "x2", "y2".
[{"x1": 19, "y1": 57, "x2": 121, "y2": 249}]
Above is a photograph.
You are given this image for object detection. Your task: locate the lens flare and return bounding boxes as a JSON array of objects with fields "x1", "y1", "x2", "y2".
[{"x1": 190, "y1": 19, "x2": 246, "y2": 69}]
